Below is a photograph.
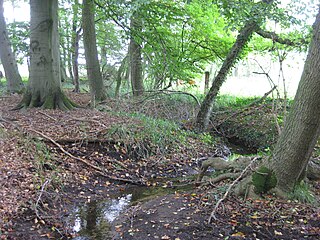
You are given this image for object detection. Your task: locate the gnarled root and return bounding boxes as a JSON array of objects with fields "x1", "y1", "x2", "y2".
[{"x1": 14, "y1": 89, "x2": 78, "y2": 110}]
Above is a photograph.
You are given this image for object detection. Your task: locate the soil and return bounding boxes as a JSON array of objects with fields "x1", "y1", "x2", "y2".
[{"x1": 0, "y1": 93, "x2": 319, "y2": 240}]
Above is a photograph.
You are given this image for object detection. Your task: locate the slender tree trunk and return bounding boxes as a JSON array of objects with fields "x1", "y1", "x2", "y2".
[
  {"x1": 72, "y1": 29, "x2": 81, "y2": 93},
  {"x1": 196, "y1": 0, "x2": 274, "y2": 130},
  {"x1": 269, "y1": 9, "x2": 320, "y2": 193},
  {"x1": 15, "y1": 0, "x2": 75, "y2": 110},
  {"x1": 0, "y1": 0, "x2": 24, "y2": 93},
  {"x1": 204, "y1": 71, "x2": 210, "y2": 93},
  {"x1": 129, "y1": 12, "x2": 144, "y2": 97},
  {"x1": 71, "y1": 28, "x2": 81, "y2": 93},
  {"x1": 71, "y1": 0, "x2": 80, "y2": 92},
  {"x1": 82, "y1": 0, "x2": 106, "y2": 103},
  {"x1": 115, "y1": 56, "x2": 128, "y2": 98},
  {"x1": 196, "y1": 20, "x2": 259, "y2": 129}
]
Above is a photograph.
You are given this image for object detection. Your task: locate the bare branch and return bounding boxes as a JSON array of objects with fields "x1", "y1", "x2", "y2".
[{"x1": 255, "y1": 28, "x2": 308, "y2": 46}]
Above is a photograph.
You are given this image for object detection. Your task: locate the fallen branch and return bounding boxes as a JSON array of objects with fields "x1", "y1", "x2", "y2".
[
  {"x1": 35, "y1": 179, "x2": 52, "y2": 220},
  {"x1": 29, "y1": 129, "x2": 145, "y2": 185},
  {"x1": 213, "y1": 87, "x2": 276, "y2": 128},
  {"x1": 208, "y1": 157, "x2": 260, "y2": 223},
  {"x1": 38, "y1": 111, "x2": 58, "y2": 121},
  {"x1": 135, "y1": 90, "x2": 201, "y2": 107}
]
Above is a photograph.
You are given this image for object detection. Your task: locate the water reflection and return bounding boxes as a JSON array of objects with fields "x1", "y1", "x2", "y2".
[
  {"x1": 69, "y1": 184, "x2": 193, "y2": 239},
  {"x1": 70, "y1": 195, "x2": 132, "y2": 240}
]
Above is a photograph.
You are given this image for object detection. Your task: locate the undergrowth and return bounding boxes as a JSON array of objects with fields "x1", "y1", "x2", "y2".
[
  {"x1": 288, "y1": 181, "x2": 317, "y2": 204},
  {"x1": 104, "y1": 111, "x2": 215, "y2": 158}
]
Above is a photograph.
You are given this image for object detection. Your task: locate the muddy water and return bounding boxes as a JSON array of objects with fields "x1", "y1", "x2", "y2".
[{"x1": 68, "y1": 184, "x2": 193, "y2": 239}]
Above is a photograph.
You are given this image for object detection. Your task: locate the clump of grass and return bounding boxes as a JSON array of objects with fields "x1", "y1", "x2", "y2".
[
  {"x1": 288, "y1": 181, "x2": 317, "y2": 204},
  {"x1": 104, "y1": 112, "x2": 213, "y2": 158}
]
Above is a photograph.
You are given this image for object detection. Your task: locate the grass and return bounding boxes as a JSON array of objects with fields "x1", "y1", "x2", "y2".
[
  {"x1": 288, "y1": 181, "x2": 317, "y2": 204},
  {"x1": 104, "y1": 111, "x2": 215, "y2": 158}
]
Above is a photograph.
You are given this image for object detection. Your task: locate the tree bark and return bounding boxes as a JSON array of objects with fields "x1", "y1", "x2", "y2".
[
  {"x1": 71, "y1": 0, "x2": 80, "y2": 92},
  {"x1": 196, "y1": 20, "x2": 259, "y2": 129},
  {"x1": 82, "y1": 0, "x2": 106, "y2": 103},
  {"x1": 15, "y1": 0, "x2": 75, "y2": 110},
  {"x1": 0, "y1": 0, "x2": 24, "y2": 93},
  {"x1": 269, "y1": 8, "x2": 320, "y2": 192},
  {"x1": 196, "y1": 0, "x2": 274, "y2": 130},
  {"x1": 115, "y1": 55, "x2": 128, "y2": 98},
  {"x1": 129, "y1": 12, "x2": 144, "y2": 97}
]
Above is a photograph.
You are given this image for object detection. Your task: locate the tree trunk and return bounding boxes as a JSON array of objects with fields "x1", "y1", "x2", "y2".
[
  {"x1": 196, "y1": 20, "x2": 259, "y2": 129},
  {"x1": 204, "y1": 71, "x2": 210, "y2": 93},
  {"x1": 129, "y1": 12, "x2": 144, "y2": 97},
  {"x1": 71, "y1": 28, "x2": 81, "y2": 93},
  {"x1": 196, "y1": 0, "x2": 274, "y2": 130},
  {"x1": 15, "y1": 0, "x2": 75, "y2": 110},
  {"x1": 0, "y1": 0, "x2": 24, "y2": 93},
  {"x1": 115, "y1": 56, "x2": 128, "y2": 98},
  {"x1": 269, "y1": 9, "x2": 320, "y2": 193},
  {"x1": 82, "y1": 0, "x2": 106, "y2": 103},
  {"x1": 71, "y1": 0, "x2": 80, "y2": 92}
]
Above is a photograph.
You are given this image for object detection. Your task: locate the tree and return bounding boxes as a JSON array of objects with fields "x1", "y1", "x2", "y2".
[
  {"x1": 0, "y1": 0, "x2": 24, "y2": 93},
  {"x1": 82, "y1": 0, "x2": 106, "y2": 103},
  {"x1": 71, "y1": 0, "x2": 81, "y2": 93},
  {"x1": 129, "y1": 11, "x2": 144, "y2": 96},
  {"x1": 196, "y1": 0, "x2": 275, "y2": 130},
  {"x1": 268, "y1": 7, "x2": 320, "y2": 193},
  {"x1": 16, "y1": 0, "x2": 76, "y2": 109},
  {"x1": 231, "y1": 7, "x2": 320, "y2": 197}
]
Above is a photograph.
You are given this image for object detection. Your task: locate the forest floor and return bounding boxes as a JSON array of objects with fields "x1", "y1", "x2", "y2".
[{"x1": 0, "y1": 93, "x2": 319, "y2": 240}]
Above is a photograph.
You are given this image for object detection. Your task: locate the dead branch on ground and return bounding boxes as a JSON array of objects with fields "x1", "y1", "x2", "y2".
[
  {"x1": 38, "y1": 111, "x2": 58, "y2": 121},
  {"x1": 29, "y1": 129, "x2": 145, "y2": 185},
  {"x1": 34, "y1": 179, "x2": 52, "y2": 220},
  {"x1": 208, "y1": 157, "x2": 260, "y2": 223}
]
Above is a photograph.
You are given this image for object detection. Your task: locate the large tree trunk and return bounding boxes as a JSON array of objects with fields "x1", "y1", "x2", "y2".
[
  {"x1": 82, "y1": 0, "x2": 106, "y2": 103},
  {"x1": 0, "y1": 0, "x2": 24, "y2": 93},
  {"x1": 129, "y1": 12, "x2": 144, "y2": 97},
  {"x1": 268, "y1": 9, "x2": 320, "y2": 193},
  {"x1": 16, "y1": 0, "x2": 75, "y2": 110}
]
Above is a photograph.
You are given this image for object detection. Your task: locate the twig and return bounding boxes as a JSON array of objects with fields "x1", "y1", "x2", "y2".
[
  {"x1": 68, "y1": 117, "x2": 107, "y2": 128},
  {"x1": 208, "y1": 157, "x2": 260, "y2": 223},
  {"x1": 38, "y1": 111, "x2": 58, "y2": 121},
  {"x1": 35, "y1": 179, "x2": 52, "y2": 220},
  {"x1": 29, "y1": 129, "x2": 145, "y2": 185}
]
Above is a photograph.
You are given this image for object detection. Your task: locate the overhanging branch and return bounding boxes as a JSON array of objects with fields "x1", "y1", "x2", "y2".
[{"x1": 255, "y1": 28, "x2": 309, "y2": 47}]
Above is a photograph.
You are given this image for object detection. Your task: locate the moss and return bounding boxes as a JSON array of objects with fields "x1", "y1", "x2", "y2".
[
  {"x1": 252, "y1": 166, "x2": 277, "y2": 194},
  {"x1": 14, "y1": 89, "x2": 78, "y2": 110}
]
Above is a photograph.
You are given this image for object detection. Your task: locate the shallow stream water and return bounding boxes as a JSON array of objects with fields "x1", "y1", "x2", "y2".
[{"x1": 67, "y1": 184, "x2": 193, "y2": 239}]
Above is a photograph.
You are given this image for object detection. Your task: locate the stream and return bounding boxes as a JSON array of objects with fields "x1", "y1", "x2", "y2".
[
  {"x1": 66, "y1": 140, "x2": 253, "y2": 239},
  {"x1": 67, "y1": 184, "x2": 193, "y2": 239}
]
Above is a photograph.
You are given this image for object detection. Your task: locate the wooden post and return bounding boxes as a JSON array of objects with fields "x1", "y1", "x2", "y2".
[{"x1": 204, "y1": 71, "x2": 210, "y2": 93}]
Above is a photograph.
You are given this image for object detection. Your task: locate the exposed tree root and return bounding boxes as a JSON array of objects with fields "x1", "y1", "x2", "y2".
[{"x1": 13, "y1": 89, "x2": 78, "y2": 110}]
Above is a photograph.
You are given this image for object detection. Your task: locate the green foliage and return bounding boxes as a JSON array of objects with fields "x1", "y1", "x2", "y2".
[
  {"x1": 252, "y1": 166, "x2": 277, "y2": 194},
  {"x1": 6, "y1": 21, "x2": 29, "y2": 64},
  {"x1": 288, "y1": 181, "x2": 316, "y2": 204}
]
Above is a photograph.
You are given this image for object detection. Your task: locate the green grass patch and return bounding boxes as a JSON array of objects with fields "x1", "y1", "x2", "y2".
[
  {"x1": 288, "y1": 181, "x2": 317, "y2": 204},
  {"x1": 104, "y1": 111, "x2": 214, "y2": 158}
]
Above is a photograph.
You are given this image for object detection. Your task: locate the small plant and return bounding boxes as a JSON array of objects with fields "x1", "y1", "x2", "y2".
[
  {"x1": 252, "y1": 166, "x2": 277, "y2": 194},
  {"x1": 199, "y1": 132, "x2": 214, "y2": 145},
  {"x1": 288, "y1": 181, "x2": 317, "y2": 204}
]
